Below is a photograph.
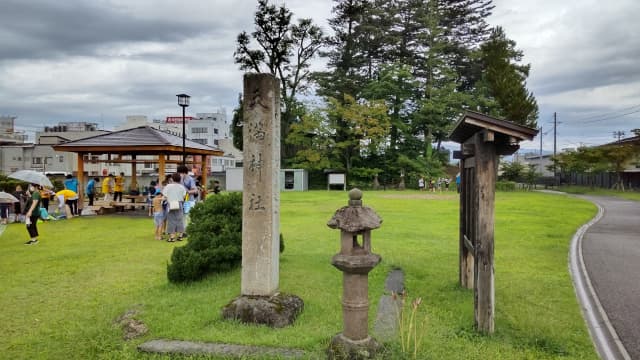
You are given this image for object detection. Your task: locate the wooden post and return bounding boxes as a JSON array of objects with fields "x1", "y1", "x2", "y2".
[
  {"x1": 450, "y1": 111, "x2": 538, "y2": 336},
  {"x1": 473, "y1": 132, "x2": 497, "y2": 334},
  {"x1": 201, "y1": 155, "x2": 208, "y2": 198},
  {"x1": 459, "y1": 156, "x2": 474, "y2": 289},
  {"x1": 158, "y1": 154, "x2": 166, "y2": 184},
  {"x1": 131, "y1": 155, "x2": 138, "y2": 190},
  {"x1": 77, "y1": 153, "x2": 85, "y2": 211}
]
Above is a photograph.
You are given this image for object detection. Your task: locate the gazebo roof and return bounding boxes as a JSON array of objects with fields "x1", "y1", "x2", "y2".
[{"x1": 52, "y1": 126, "x2": 223, "y2": 156}]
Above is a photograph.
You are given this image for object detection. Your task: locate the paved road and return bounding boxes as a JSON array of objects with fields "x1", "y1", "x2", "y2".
[{"x1": 580, "y1": 195, "x2": 640, "y2": 360}]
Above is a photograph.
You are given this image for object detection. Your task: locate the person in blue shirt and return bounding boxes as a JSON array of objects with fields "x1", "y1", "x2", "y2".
[
  {"x1": 64, "y1": 174, "x2": 79, "y2": 215},
  {"x1": 86, "y1": 177, "x2": 98, "y2": 206}
]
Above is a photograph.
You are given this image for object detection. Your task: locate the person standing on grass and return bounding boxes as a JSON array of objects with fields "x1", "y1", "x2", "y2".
[
  {"x1": 39, "y1": 187, "x2": 54, "y2": 213},
  {"x1": 177, "y1": 165, "x2": 198, "y2": 238},
  {"x1": 162, "y1": 173, "x2": 186, "y2": 242},
  {"x1": 24, "y1": 183, "x2": 42, "y2": 245},
  {"x1": 102, "y1": 174, "x2": 114, "y2": 202},
  {"x1": 114, "y1": 172, "x2": 125, "y2": 202},
  {"x1": 418, "y1": 177, "x2": 425, "y2": 191},
  {"x1": 177, "y1": 165, "x2": 198, "y2": 201},
  {"x1": 64, "y1": 174, "x2": 79, "y2": 216},
  {"x1": 86, "y1": 177, "x2": 98, "y2": 206},
  {"x1": 0, "y1": 201, "x2": 9, "y2": 224},
  {"x1": 13, "y1": 184, "x2": 27, "y2": 223},
  {"x1": 152, "y1": 192, "x2": 166, "y2": 240},
  {"x1": 55, "y1": 189, "x2": 77, "y2": 219}
]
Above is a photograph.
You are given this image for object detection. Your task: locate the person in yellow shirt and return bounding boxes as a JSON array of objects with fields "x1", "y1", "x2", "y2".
[
  {"x1": 102, "y1": 174, "x2": 114, "y2": 202},
  {"x1": 114, "y1": 172, "x2": 125, "y2": 202},
  {"x1": 55, "y1": 189, "x2": 77, "y2": 219}
]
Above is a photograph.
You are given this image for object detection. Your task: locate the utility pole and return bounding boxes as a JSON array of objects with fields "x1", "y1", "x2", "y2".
[
  {"x1": 613, "y1": 131, "x2": 625, "y2": 141},
  {"x1": 553, "y1": 112, "x2": 557, "y2": 185},
  {"x1": 539, "y1": 126, "x2": 543, "y2": 174}
]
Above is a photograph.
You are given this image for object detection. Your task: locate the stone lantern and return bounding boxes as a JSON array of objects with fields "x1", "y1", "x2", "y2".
[{"x1": 327, "y1": 188, "x2": 382, "y2": 359}]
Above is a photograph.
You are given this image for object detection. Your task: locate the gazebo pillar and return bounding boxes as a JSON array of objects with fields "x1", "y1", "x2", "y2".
[
  {"x1": 158, "y1": 154, "x2": 166, "y2": 184},
  {"x1": 201, "y1": 155, "x2": 208, "y2": 198},
  {"x1": 131, "y1": 155, "x2": 138, "y2": 191},
  {"x1": 77, "y1": 153, "x2": 85, "y2": 211}
]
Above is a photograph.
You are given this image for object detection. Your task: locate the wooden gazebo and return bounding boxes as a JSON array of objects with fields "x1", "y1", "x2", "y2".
[{"x1": 52, "y1": 126, "x2": 224, "y2": 206}]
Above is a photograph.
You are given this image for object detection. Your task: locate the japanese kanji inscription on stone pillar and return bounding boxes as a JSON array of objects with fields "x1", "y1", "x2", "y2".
[{"x1": 241, "y1": 73, "x2": 281, "y2": 296}]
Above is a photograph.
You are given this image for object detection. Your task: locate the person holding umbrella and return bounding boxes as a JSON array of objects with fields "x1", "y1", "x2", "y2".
[
  {"x1": 24, "y1": 183, "x2": 42, "y2": 245},
  {"x1": 6, "y1": 171, "x2": 53, "y2": 240}
]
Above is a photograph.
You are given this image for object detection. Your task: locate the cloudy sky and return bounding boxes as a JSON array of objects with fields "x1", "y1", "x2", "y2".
[{"x1": 1, "y1": 0, "x2": 639, "y2": 153}]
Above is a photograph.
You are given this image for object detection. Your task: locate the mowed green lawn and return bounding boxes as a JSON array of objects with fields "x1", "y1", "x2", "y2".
[{"x1": 0, "y1": 191, "x2": 598, "y2": 359}]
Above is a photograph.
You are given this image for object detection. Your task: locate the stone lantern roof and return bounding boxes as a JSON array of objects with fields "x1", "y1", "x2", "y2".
[{"x1": 327, "y1": 188, "x2": 382, "y2": 233}]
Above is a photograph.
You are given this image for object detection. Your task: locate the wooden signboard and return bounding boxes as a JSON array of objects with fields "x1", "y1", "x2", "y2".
[{"x1": 450, "y1": 111, "x2": 537, "y2": 334}]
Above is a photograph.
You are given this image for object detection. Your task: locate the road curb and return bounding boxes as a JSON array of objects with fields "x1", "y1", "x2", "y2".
[{"x1": 569, "y1": 198, "x2": 632, "y2": 360}]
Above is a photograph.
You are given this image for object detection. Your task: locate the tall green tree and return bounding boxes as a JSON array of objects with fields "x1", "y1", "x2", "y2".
[
  {"x1": 437, "y1": 0, "x2": 494, "y2": 91},
  {"x1": 327, "y1": 95, "x2": 391, "y2": 173},
  {"x1": 362, "y1": 63, "x2": 418, "y2": 152},
  {"x1": 315, "y1": 0, "x2": 371, "y2": 99},
  {"x1": 230, "y1": 94, "x2": 243, "y2": 151},
  {"x1": 288, "y1": 96, "x2": 390, "y2": 175},
  {"x1": 286, "y1": 109, "x2": 336, "y2": 170},
  {"x1": 478, "y1": 26, "x2": 538, "y2": 127},
  {"x1": 234, "y1": 0, "x2": 324, "y2": 164},
  {"x1": 414, "y1": 0, "x2": 470, "y2": 157}
]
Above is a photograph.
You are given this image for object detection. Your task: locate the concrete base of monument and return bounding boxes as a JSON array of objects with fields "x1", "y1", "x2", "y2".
[
  {"x1": 327, "y1": 333, "x2": 380, "y2": 360},
  {"x1": 221, "y1": 293, "x2": 304, "y2": 328}
]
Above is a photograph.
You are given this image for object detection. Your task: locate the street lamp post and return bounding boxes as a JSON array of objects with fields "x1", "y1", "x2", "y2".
[{"x1": 176, "y1": 93, "x2": 190, "y2": 166}]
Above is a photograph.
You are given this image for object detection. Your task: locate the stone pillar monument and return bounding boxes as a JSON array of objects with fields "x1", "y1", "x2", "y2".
[
  {"x1": 327, "y1": 189, "x2": 382, "y2": 359},
  {"x1": 222, "y1": 73, "x2": 303, "y2": 328},
  {"x1": 240, "y1": 73, "x2": 281, "y2": 296}
]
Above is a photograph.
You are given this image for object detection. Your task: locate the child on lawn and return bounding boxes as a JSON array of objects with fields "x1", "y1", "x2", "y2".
[{"x1": 152, "y1": 192, "x2": 166, "y2": 240}]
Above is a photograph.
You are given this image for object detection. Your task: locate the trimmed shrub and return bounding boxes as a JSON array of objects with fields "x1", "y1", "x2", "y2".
[
  {"x1": 167, "y1": 192, "x2": 243, "y2": 283},
  {"x1": 167, "y1": 192, "x2": 285, "y2": 283},
  {"x1": 496, "y1": 180, "x2": 517, "y2": 191}
]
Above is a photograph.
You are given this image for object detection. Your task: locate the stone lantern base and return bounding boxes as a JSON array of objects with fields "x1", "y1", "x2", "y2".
[
  {"x1": 327, "y1": 333, "x2": 380, "y2": 360},
  {"x1": 221, "y1": 293, "x2": 303, "y2": 328}
]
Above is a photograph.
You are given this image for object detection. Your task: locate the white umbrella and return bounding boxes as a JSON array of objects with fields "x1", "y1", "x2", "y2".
[
  {"x1": 8, "y1": 170, "x2": 54, "y2": 188},
  {"x1": 0, "y1": 191, "x2": 19, "y2": 203}
]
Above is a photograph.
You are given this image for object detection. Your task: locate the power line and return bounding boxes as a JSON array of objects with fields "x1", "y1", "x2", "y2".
[
  {"x1": 581, "y1": 109, "x2": 640, "y2": 124},
  {"x1": 574, "y1": 103, "x2": 640, "y2": 122}
]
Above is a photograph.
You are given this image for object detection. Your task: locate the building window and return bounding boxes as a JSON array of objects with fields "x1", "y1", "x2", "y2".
[
  {"x1": 193, "y1": 138, "x2": 208, "y2": 145},
  {"x1": 214, "y1": 139, "x2": 219, "y2": 146},
  {"x1": 213, "y1": 128, "x2": 219, "y2": 134},
  {"x1": 33, "y1": 157, "x2": 42, "y2": 164},
  {"x1": 192, "y1": 127, "x2": 208, "y2": 134},
  {"x1": 58, "y1": 156, "x2": 64, "y2": 162}
]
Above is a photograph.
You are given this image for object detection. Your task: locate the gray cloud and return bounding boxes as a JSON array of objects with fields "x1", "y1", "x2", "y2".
[
  {"x1": 2, "y1": 0, "x2": 639, "y2": 151},
  {"x1": 0, "y1": 0, "x2": 206, "y2": 60}
]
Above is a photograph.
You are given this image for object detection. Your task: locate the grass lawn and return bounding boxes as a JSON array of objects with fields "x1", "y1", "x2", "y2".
[
  {"x1": 0, "y1": 190, "x2": 598, "y2": 359},
  {"x1": 558, "y1": 185, "x2": 640, "y2": 201}
]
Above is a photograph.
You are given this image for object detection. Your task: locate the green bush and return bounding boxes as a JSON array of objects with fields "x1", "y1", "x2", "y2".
[
  {"x1": 496, "y1": 180, "x2": 517, "y2": 191},
  {"x1": 167, "y1": 192, "x2": 285, "y2": 283},
  {"x1": 167, "y1": 192, "x2": 243, "y2": 282}
]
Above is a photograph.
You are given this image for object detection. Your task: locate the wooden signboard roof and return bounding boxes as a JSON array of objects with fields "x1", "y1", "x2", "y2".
[
  {"x1": 52, "y1": 125, "x2": 224, "y2": 156},
  {"x1": 449, "y1": 111, "x2": 538, "y2": 144}
]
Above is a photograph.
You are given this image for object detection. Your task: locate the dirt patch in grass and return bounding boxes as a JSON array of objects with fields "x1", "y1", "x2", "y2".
[{"x1": 380, "y1": 193, "x2": 458, "y2": 200}]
